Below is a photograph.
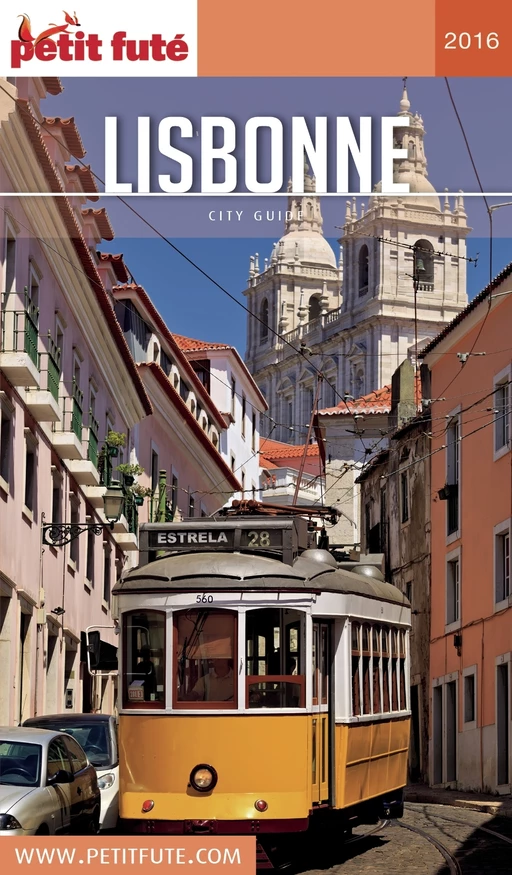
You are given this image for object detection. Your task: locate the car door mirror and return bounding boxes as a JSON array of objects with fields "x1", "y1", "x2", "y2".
[{"x1": 49, "y1": 769, "x2": 74, "y2": 785}]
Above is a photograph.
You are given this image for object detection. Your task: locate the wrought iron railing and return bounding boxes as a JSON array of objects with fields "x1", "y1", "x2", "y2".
[
  {"x1": 71, "y1": 379, "x2": 83, "y2": 440},
  {"x1": 1, "y1": 288, "x2": 40, "y2": 370},
  {"x1": 46, "y1": 332, "x2": 61, "y2": 401},
  {"x1": 87, "y1": 411, "x2": 99, "y2": 467}
]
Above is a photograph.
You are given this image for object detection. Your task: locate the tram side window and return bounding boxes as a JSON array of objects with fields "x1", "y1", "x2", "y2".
[
  {"x1": 246, "y1": 608, "x2": 305, "y2": 708},
  {"x1": 174, "y1": 610, "x2": 237, "y2": 708},
  {"x1": 382, "y1": 627, "x2": 390, "y2": 713},
  {"x1": 362, "y1": 624, "x2": 371, "y2": 714},
  {"x1": 123, "y1": 611, "x2": 165, "y2": 708},
  {"x1": 372, "y1": 627, "x2": 381, "y2": 713},
  {"x1": 351, "y1": 622, "x2": 361, "y2": 717},
  {"x1": 391, "y1": 629, "x2": 399, "y2": 711},
  {"x1": 399, "y1": 630, "x2": 407, "y2": 710}
]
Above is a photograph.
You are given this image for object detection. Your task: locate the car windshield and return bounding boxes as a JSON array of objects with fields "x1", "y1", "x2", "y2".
[
  {"x1": 44, "y1": 724, "x2": 113, "y2": 768},
  {"x1": 0, "y1": 741, "x2": 41, "y2": 786}
]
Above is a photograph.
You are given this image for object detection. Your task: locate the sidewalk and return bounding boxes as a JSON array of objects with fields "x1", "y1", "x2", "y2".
[{"x1": 405, "y1": 783, "x2": 512, "y2": 818}]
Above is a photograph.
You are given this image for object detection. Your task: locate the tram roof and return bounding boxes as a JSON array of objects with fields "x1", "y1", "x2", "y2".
[{"x1": 113, "y1": 551, "x2": 409, "y2": 606}]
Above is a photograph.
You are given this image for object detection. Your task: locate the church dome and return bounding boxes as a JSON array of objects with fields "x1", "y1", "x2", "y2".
[
  {"x1": 371, "y1": 170, "x2": 440, "y2": 211},
  {"x1": 271, "y1": 230, "x2": 337, "y2": 269}
]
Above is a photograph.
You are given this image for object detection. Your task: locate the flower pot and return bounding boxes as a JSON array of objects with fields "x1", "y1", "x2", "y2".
[
  {"x1": 134, "y1": 495, "x2": 144, "y2": 506},
  {"x1": 123, "y1": 475, "x2": 135, "y2": 486}
]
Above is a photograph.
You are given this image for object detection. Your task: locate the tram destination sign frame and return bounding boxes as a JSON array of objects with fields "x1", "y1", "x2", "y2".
[{"x1": 138, "y1": 517, "x2": 309, "y2": 566}]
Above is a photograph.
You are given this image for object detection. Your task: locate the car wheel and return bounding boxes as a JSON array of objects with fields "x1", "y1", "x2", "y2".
[
  {"x1": 83, "y1": 807, "x2": 100, "y2": 835},
  {"x1": 36, "y1": 825, "x2": 49, "y2": 835}
]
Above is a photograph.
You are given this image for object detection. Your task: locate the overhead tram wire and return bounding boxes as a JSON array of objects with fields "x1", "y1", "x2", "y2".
[
  {"x1": 435, "y1": 77, "x2": 494, "y2": 399},
  {"x1": 0, "y1": 87, "x2": 369, "y2": 460}
]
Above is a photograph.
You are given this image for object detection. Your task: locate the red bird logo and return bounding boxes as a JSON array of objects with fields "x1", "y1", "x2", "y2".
[{"x1": 18, "y1": 11, "x2": 80, "y2": 45}]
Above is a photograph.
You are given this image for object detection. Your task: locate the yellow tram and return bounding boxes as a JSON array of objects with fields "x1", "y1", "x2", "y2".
[{"x1": 109, "y1": 513, "x2": 411, "y2": 852}]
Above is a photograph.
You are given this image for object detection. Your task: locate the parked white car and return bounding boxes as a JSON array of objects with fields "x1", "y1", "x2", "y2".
[
  {"x1": 0, "y1": 727, "x2": 100, "y2": 835},
  {"x1": 24, "y1": 714, "x2": 118, "y2": 831}
]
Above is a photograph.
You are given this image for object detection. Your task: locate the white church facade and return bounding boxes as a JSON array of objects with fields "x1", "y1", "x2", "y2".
[{"x1": 244, "y1": 86, "x2": 470, "y2": 451}]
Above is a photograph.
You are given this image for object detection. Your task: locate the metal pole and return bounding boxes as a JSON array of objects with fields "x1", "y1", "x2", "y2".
[{"x1": 293, "y1": 376, "x2": 323, "y2": 506}]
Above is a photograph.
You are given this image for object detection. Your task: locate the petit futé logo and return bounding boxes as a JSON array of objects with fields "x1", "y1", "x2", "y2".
[{"x1": 11, "y1": 10, "x2": 189, "y2": 68}]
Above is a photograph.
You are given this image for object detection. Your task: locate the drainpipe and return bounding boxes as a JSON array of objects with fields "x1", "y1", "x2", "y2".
[
  {"x1": 156, "y1": 470, "x2": 167, "y2": 558},
  {"x1": 33, "y1": 511, "x2": 46, "y2": 717}
]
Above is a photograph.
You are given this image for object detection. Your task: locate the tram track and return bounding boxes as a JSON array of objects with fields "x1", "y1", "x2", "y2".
[
  {"x1": 409, "y1": 805, "x2": 512, "y2": 846},
  {"x1": 394, "y1": 819, "x2": 462, "y2": 875}
]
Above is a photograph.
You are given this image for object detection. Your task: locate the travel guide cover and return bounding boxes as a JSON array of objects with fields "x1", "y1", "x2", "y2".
[{"x1": 0, "y1": 1, "x2": 512, "y2": 870}]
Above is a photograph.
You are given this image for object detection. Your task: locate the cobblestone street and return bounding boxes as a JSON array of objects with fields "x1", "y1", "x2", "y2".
[{"x1": 299, "y1": 804, "x2": 512, "y2": 875}]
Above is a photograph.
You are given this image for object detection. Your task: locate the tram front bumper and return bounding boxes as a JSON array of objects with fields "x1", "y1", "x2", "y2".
[{"x1": 378, "y1": 789, "x2": 404, "y2": 820}]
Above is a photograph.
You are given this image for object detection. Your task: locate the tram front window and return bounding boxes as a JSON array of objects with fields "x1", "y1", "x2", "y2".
[
  {"x1": 123, "y1": 611, "x2": 165, "y2": 707},
  {"x1": 175, "y1": 610, "x2": 237, "y2": 707},
  {"x1": 246, "y1": 608, "x2": 305, "y2": 708}
]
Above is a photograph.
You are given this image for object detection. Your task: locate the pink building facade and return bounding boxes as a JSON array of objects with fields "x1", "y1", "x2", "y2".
[
  {"x1": 424, "y1": 265, "x2": 512, "y2": 793},
  {"x1": 0, "y1": 77, "x2": 245, "y2": 726}
]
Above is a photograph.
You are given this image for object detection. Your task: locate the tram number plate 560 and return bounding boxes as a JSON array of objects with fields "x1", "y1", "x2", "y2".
[{"x1": 196, "y1": 594, "x2": 214, "y2": 603}]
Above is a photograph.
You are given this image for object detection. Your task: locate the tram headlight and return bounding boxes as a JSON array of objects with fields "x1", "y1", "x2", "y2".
[{"x1": 190, "y1": 764, "x2": 218, "y2": 792}]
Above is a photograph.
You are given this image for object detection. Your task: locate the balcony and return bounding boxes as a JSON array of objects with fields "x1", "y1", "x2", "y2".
[
  {"x1": 0, "y1": 289, "x2": 41, "y2": 387},
  {"x1": 25, "y1": 333, "x2": 61, "y2": 423},
  {"x1": 110, "y1": 493, "x2": 139, "y2": 551},
  {"x1": 51, "y1": 380, "x2": 85, "y2": 460},
  {"x1": 261, "y1": 466, "x2": 324, "y2": 506},
  {"x1": 66, "y1": 412, "x2": 100, "y2": 485}
]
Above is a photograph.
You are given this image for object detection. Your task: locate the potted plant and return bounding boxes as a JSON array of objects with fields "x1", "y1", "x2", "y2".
[
  {"x1": 117, "y1": 462, "x2": 144, "y2": 486},
  {"x1": 106, "y1": 431, "x2": 126, "y2": 457},
  {"x1": 130, "y1": 483, "x2": 153, "y2": 506}
]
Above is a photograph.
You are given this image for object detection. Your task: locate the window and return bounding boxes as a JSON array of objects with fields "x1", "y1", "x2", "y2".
[
  {"x1": 174, "y1": 610, "x2": 236, "y2": 708},
  {"x1": 495, "y1": 522, "x2": 511, "y2": 604},
  {"x1": 171, "y1": 474, "x2": 178, "y2": 517},
  {"x1": 230, "y1": 453, "x2": 236, "y2": 472},
  {"x1": 362, "y1": 624, "x2": 371, "y2": 714},
  {"x1": 24, "y1": 430, "x2": 37, "y2": 513},
  {"x1": 446, "y1": 554, "x2": 460, "y2": 626},
  {"x1": 51, "y1": 469, "x2": 62, "y2": 525},
  {"x1": 358, "y1": 244, "x2": 369, "y2": 294},
  {"x1": 103, "y1": 544, "x2": 111, "y2": 604},
  {"x1": 464, "y1": 672, "x2": 476, "y2": 724},
  {"x1": 446, "y1": 415, "x2": 460, "y2": 536},
  {"x1": 0, "y1": 397, "x2": 13, "y2": 489},
  {"x1": 231, "y1": 377, "x2": 236, "y2": 418},
  {"x1": 0, "y1": 741, "x2": 40, "y2": 787},
  {"x1": 69, "y1": 497, "x2": 79, "y2": 566},
  {"x1": 413, "y1": 239, "x2": 434, "y2": 288},
  {"x1": 351, "y1": 622, "x2": 361, "y2": 716},
  {"x1": 189, "y1": 494, "x2": 195, "y2": 517},
  {"x1": 372, "y1": 627, "x2": 381, "y2": 713},
  {"x1": 151, "y1": 450, "x2": 159, "y2": 494},
  {"x1": 400, "y1": 470, "x2": 409, "y2": 523},
  {"x1": 246, "y1": 608, "x2": 305, "y2": 708},
  {"x1": 241, "y1": 395, "x2": 246, "y2": 438},
  {"x1": 4, "y1": 233, "x2": 16, "y2": 298},
  {"x1": 46, "y1": 738, "x2": 70, "y2": 782},
  {"x1": 259, "y1": 298, "x2": 269, "y2": 342},
  {"x1": 382, "y1": 628, "x2": 390, "y2": 712},
  {"x1": 123, "y1": 611, "x2": 165, "y2": 708},
  {"x1": 63, "y1": 736, "x2": 88, "y2": 773},
  {"x1": 241, "y1": 469, "x2": 246, "y2": 497},
  {"x1": 308, "y1": 295, "x2": 321, "y2": 321},
  {"x1": 86, "y1": 525, "x2": 95, "y2": 586},
  {"x1": 251, "y1": 411, "x2": 257, "y2": 451},
  {"x1": 494, "y1": 377, "x2": 510, "y2": 454}
]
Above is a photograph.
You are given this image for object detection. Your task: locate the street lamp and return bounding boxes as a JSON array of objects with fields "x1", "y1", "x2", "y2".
[
  {"x1": 42, "y1": 484, "x2": 124, "y2": 547},
  {"x1": 42, "y1": 437, "x2": 125, "y2": 547}
]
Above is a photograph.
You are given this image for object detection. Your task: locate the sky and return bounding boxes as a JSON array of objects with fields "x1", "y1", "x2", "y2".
[{"x1": 37, "y1": 76, "x2": 512, "y2": 352}]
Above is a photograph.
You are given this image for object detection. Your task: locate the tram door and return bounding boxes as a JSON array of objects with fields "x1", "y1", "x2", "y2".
[{"x1": 311, "y1": 621, "x2": 330, "y2": 804}]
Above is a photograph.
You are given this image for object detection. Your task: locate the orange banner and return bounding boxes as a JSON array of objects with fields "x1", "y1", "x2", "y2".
[
  {"x1": 2, "y1": 837, "x2": 256, "y2": 875},
  {"x1": 198, "y1": 0, "x2": 435, "y2": 76},
  {"x1": 435, "y1": 0, "x2": 512, "y2": 75}
]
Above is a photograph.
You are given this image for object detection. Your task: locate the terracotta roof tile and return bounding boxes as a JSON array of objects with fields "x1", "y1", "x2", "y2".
[
  {"x1": 259, "y1": 456, "x2": 278, "y2": 470},
  {"x1": 173, "y1": 334, "x2": 231, "y2": 352},
  {"x1": 65, "y1": 164, "x2": 99, "y2": 201},
  {"x1": 42, "y1": 78, "x2": 63, "y2": 95},
  {"x1": 260, "y1": 438, "x2": 320, "y2": 460},
  {"x1": 97, "y1": 253, "x2": 130, "y2": 284},
  {"x1": 43, "y1": 116, "x2": 86, "y2": 159},
  {"x1": 319, "y1": 374, "x2": 421, "y2": 416},
  {"x1": 81, "y1": 207, "x2": 114, "y2": 241},
  {"x1": 17, "y1": 99, "x2": 152, "y2": 418}
]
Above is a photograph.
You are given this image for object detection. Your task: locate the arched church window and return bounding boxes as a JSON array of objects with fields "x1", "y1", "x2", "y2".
[
  {"x1": 413, "y1": 239, "x2": 434, "y2": 288},
  {"x1": 307, "y1": 201, "x2": 313, "y2": 219},
  {"x1": 355, "y1": 369, "x2": 365, "y2": 398},
  {"x1": 408, "y1": 140, "x2": 416, "y2": 160},
  {"x1": 358, "y1": 244, "x2": 369, "y2": 294},
  {"x1": 308, "y1": 295, "x2": 321, "y2": 321},
  {"x1": 260, "y1": 298, "x2": 269, "y2": 342}
]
